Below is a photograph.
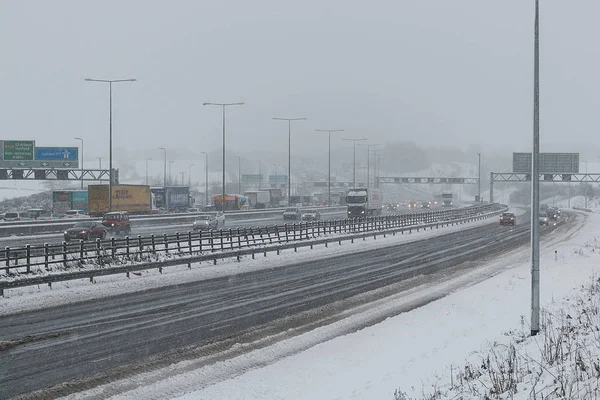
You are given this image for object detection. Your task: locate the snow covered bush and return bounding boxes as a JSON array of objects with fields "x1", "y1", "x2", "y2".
[{"x1": 394, "y1": 275, "x2": 600, "y2": 399}]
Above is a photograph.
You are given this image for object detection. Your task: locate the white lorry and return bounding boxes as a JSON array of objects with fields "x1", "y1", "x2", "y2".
[
  {"x1": 346, "y1": 188, "x2": 383, "y2": 217},
  {"x1": 243, "y1": 190, "x2": 271, "y2": 209}
]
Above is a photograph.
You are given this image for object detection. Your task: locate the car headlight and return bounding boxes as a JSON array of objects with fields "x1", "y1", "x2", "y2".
[{"x1": 64, "y1": 231, "x2": 68, "y2": 234}]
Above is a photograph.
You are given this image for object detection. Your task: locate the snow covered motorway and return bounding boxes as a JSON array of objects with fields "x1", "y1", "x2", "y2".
[{"x1": 0, "y1": 206, "x2": 566, "y2": 399}]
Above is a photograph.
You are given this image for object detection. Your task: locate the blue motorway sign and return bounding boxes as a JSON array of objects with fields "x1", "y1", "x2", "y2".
[{"x1": 35, "y1": 147, "x2": 79, "y2": 161}]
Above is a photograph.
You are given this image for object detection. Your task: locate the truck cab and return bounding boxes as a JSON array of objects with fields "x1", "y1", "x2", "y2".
[{"x1": 346, "y1": 188, "x2": 382, "y2": 217}]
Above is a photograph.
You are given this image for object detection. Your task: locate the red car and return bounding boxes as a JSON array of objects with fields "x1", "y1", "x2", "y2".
[
  {"x1": 102, "y1": 211, "x2": 132, "y2": 235},
  {"x1": 64, "y1": 221, "x2": 107, "y2": 241},
  {"x1": 500, "y1": 212, "x2": 516, "y2": 226}
]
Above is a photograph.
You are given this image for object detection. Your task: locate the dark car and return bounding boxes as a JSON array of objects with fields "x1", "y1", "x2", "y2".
[
  {"x1": 301, "y1": 210, "x2": 321, "y2": 221},
  {"x1": 102, "y1": 211, "x2": 131, "y2": 235},
  {"x1": 64, "y1": 221, "x2": 107, "y2": 242},
  {"x1": 192, "y1": 215, "x2": 218, "y2": 231},
  {"x1": 500, "y1": 212, "x2": 516, "y2": 226},
  {"x1": 283, "y1": 207, "x2": 302, "y2": 220},
  {"x1": 546, "y1": 207, "x2": 560, "y2": 220},
  {"x1": 421, "y1": 201, "x2": 430, "y2": 209}
]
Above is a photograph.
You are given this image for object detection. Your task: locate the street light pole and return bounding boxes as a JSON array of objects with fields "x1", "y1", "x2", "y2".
[
  {"x1": 159, "y1": 148, "x2": 167, "y2": 209},
  {"x1": 373, "y1": 150, "x2": 386, "y2": 188},
  {"x1": 342, "y1": 138, "x2": 367, "y2": 188},
  {"x1": 169, "y1": 161, "x2": 175, "y2": 185},
  {"x1": 531, "y1": 0, "x2": 541, "y2": 337},
  {"x1": 204, "y1": 102, "x2": 245, "y2": 212},
  {"x1": 237, "y1": 156, "x2": 242, "y2": 193},
  {"x1": 146, "y1": 158, "x2": 152, "y2": 186},
  {"x1": 358, "y1": 144, "x2": 379, "y2": 189},
  {"x1": 74, "y1": 137, "x2": 84, "y2": 190},
  {"x1": 188, "y1": 164, "x2": 195, "y2": 188},
  {"x1": 257, "y1": 160, "x2": 262, "y2": 189},
  {"x1": 273, "y1": 117, "x2": 307, "y2": 203},
  {"x1": 316, "y1": 129, "x2": 343, "y2": 206},
  {"x1": 201, "y1": 152, "x2": 209, "y2": 207},
  {"x1": 85, "y1": 78, "x2": 136, "y2": 212},
  {"x1": 478, "y1": 152, "x2": 482, "y2": 202},
  {"x1": 97, "y1": 157, "x2": 103, "y2": 169}
]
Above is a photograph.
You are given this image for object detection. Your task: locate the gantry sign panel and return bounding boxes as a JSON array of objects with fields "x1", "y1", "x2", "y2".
[
  {"x1": 377, "y1": 177, "x2": 479, "y2": 184},
  {"x1": 0, "y1": 168, "x2": 114, "y2": 182},
  {"x1": 492, "y1": 172, "x2": 599, "y2": 183},
  {"x1": 513, "y1": 152, "x2": 579, "y2": 174}
]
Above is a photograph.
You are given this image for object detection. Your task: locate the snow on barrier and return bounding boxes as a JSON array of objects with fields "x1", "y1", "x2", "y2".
[{"x1": 0, "y1": 204, "x2": 508, "y2": 295}]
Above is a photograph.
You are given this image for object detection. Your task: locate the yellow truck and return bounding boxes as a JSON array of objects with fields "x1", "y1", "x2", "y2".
[{"x1": 88, "y1": 184, "x2": 152, "y2": 217}]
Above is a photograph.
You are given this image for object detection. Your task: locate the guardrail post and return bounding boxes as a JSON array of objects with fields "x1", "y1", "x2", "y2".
[
  {"x1": 151, "y1": 234, "x2": 156, "y2": 254},
  {"x1": 96, "y1": 238, "x2": 101, "y2": 261},
  {"x1": 198, "y1": 231, "x2": 203, "y2": 253},
  {"x1": 44, "y1": 243, "x2": 49, "y2": 271},
  {"x1": 26, "y1": 244, "x2": 31, "y2": 274},
  {"x1": 79, "y1": 240, "x2": 84, "y2": 262},
  {"x1": 229, "y1": 229, "x2": 234, "y2": 249},
  {"x1": 138, "y1": 235, "x2": 143, "y2": 253},
  {"x1": 126, "y1": 236, "x2": 131, "y2": 257},
  {"x1": 284, "y1": 224, "x2": 289, "y2": 242},
  {"x1": 219, "y1": 229, "x2": 224, "y2": 251},
  {"x1": 164, "y1": 233, "x2": 169, "y2": 253},
  {"x1": 111, "y1": 237, "x2": 116, "y2": 258},
  {"x1": 237, "y1": 228, "x2": 242, "y2": 249},
  {"x1": 188, "y1": 232, "x2": 193, "y2": 255},
  {"x1": 62, "y1": 241, "x2": 67, "y2": 267},
  {"x1": 4, "y1": 247, "x2": 9, "y2": 273}
]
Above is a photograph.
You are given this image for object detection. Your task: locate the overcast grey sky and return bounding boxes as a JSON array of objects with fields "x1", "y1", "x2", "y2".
[{"x1": 1, "y1": 0, "x2": 599, "y2": 164}]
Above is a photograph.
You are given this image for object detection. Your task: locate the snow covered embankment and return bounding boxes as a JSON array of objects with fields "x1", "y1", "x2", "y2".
[{"x1": 396, "y1": 240, "x2": 600, "y2": 400}]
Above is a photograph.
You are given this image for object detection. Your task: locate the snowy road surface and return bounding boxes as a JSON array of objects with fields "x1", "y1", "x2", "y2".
[{"x1": 0, "y1": 210, "x2": 556, "y2": 398}]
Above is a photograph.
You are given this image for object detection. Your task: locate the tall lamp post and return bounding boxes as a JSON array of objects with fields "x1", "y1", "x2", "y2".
[
  {"x1": 201, "y1": 152, "x2": 209, "y2": 207},
  {"x1": 145, "y1": 157, "x2": 152, "y2": 185},
  {"x1": 315, "y1": 129, "x2": 343, "y2": 206},
  {"x1": 188, "y1": 163, "x2": 195, "y2": 188},
  {"x1": 237, "y1": 156, "x2": 242, "y2": 193},
  {"x1": 358, "y1": 144, "x2": 378, "y2": 189},
  {"x1": 477, "y1": 152, "x2": 482, "y2": 202},
  {"x1": 85, "y1": 77, "x2": 136, "y2": 212},
  {"x1": 373, "y1": 150, "x2": 386, "y2": 188},
  {"x1": 158, "y1": 148, "x2": 167, "y2": 209},
  {"x1": 169, "y1": 161, "x2": 175, "y2": 185},
  {"x1": 74, "y1": 137, "x2": 84, "y2": 190},
  {"x1": 273, "y1": 117, "x2": 307, "y2": 203},
  {"x1": 204, "y1": 102, "x2": 245, "y2": 211},
  {"x1": 256, "y1": 160, "x2": 262, "y2": 188},
  {"x1": 342, "y1": 138, "x2": 367, "y2": 188},
  {"x1": 530, "y1": 0, "x2": 541, "y2": 337}
]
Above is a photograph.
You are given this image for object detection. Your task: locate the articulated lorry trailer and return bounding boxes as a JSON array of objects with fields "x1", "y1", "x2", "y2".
[{"x1": 346, "y1": 188, "x2": 383, "y2": 217}]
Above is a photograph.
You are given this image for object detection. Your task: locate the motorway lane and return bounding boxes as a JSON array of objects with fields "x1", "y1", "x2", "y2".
[
  {"x1": 0, "y1": 212, "x2": 348, "y2": 249},
  {"x1": 0, "y1": 212, "x2": 555, "y2": 398}
]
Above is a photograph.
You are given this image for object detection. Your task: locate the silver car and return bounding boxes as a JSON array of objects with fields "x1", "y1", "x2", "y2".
[{"x1": 192, "y1": 215, "x2": 218, "y2": 231}]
